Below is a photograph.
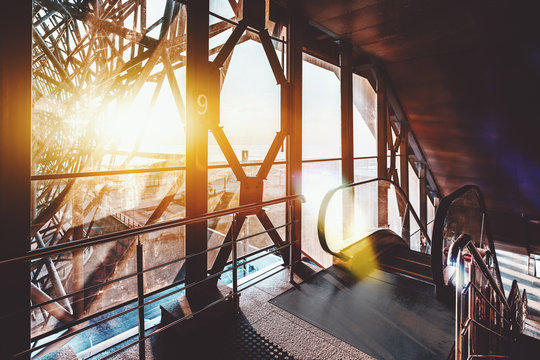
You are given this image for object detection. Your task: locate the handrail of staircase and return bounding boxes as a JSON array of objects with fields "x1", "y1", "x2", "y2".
[
  {"x1": 450, "y1": 236, "x2": 507, "y2": 359},
  {"x1": 449, "y1": 234, "x2": 508, "y2": 309},
  {"x1": 0, "y1": 194, "x2": 306, "y2": 265},
  {"x1": 317, "y1": 177, "x2": 431, "y2": 259},
  {"x1": 449, "y1": 234, "x2": 526, "y2": 359},
  {"x1": 431, "y1": 184, "x2": 504, "y2": 300}
]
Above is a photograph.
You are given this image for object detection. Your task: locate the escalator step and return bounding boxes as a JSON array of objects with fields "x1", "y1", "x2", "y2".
[
  {"x1": 391, "y1": 248, "x2": 432, "y2": 265},
  {"x1": 379, "y1": 251, "x2": 433, "y2": 282}
]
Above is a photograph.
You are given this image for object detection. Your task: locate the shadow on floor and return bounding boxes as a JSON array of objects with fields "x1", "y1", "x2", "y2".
[{"x1": 150, "y1": 310, "x2": 294, "y2": 360}]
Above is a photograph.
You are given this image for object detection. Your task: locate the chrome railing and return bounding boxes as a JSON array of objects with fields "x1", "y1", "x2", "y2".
[
  {"x1": 449, "y1": 234, "x2": 527, "y2": 360},
  {"x1": 0, "y1": 194, "x2": 304, "y2": 360},
  {"x1": 431, "y1": 185, "x2": 503, "y2": 304}
]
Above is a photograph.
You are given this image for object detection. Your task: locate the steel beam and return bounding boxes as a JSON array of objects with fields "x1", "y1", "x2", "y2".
[
  {"x1": 35, "y1": 233, "x2": 72, "y2": 314},
  {"x1": 377, "y1": 78, "x2": 389, "y2": 228},
  {"x1": 259, "y1": 29, "x2": 287, "y2": 85},
  {"x1": 209, "y1": 215, "x2": 246, "y2": 277},
  {"x1": 0, "y1": 1, "x2": 31, "y2": 358},
  {"x1": 256, "y1": 210, "x2": 289, "y2": 263},
  {"x1": 213, "y1": 20, "x2": 247, "y2": 69},
  {"x1": 185, "y1": 0, "x2": 210, "y2": 303},
  {"x1": 286, "y1": 0, "x2": 303, "y2": 268},
  {"x1": 340, "y1": 40, "x2": 354, "y2": 240},
  {"x1": 400, "y1": 124, "x2": 410, "y2": 242},
  {"x1": 30, "y1": 283, "x2": 74, "y2": 324}
]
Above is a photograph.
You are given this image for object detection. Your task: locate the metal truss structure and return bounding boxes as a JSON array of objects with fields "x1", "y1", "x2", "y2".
[
  {"x1": 29, "y1": 0, "x2": 297, "y2": 348},
  {"x1": 0, "y1": 1, "x2": 441, "y2": 358}
]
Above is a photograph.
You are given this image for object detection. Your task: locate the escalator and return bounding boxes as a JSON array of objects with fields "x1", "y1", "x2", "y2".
[
  {"x1": 314, "y1": 178, "x2": 453, "y2": 359},
  {"x1": 272, "y1": 178, "x2": 539, "y2": 359}
]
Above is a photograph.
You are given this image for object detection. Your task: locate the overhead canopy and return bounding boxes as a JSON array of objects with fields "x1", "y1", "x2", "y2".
[{"x1": 302, "y1": 0, "x2": 540, "y2": 218}]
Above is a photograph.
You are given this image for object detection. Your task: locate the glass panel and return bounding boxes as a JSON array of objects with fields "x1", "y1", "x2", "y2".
[
  {"x1": 207, "y1": 164, "x2": 285, "y2": 210},
  {"x1": 408, "y1": 163, "x2": 420, "y2": 248},
  {"x1": 30, "y1": 1, "x2": 191, "y2": 354},
  {"x1": 353, "y1": 74, "x2": 377, "y2": 157},
  {"x1": 32, "y1": 171, "x2": 185, "y2": 245},
  {"x1": 354, "y1": 158, "x2": 377, "y2": 182},
  {"x1": 30, "y1": 239, "x2": 139, "y2": 339},
  {"x1": 210, "y1": 0, "x2": 238, "y2": 20},
  {"x1": 32, "y1": 0, "x2": 187, "y2": 176},
  {"x1": 302, "y1": 160, "x2": 342, "y2": 268},
  {"x1": 427, "y1": 195, "x2": 435, "y2": 238},
  {"x1": 302, "y1": 54, "x2": 341, "y2": 160},
  {"x1": 216, "y1": 39, "x2": 282, "y2": 162},
  {"x1": 408, "y1": 163, "x2": 420, "y2": 215}
]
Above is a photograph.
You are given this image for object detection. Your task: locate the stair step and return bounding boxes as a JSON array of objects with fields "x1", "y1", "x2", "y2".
[{"x1": 392, "y1": 247, "x2": 432, "y2": 264}]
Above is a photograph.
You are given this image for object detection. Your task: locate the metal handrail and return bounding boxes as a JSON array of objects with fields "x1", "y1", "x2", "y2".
[
  {"x1": 25, "y1": 222, "x2": 293, "y2": 314},
  {"x1": 431, "y1": 184, "x2": 504, "y2": 301},
  {"x1": 7, "y1": 194, "x2": 304, "y2": 359},
  {"x1": 450, "y1": 235, "x2": 525, "y2": 360},
  {"x1": 0, "y1": 194, "x2": 305, "y2": 265},
  {"x1": 317, "y1": 177, "x2": 431, "y2": 258}
]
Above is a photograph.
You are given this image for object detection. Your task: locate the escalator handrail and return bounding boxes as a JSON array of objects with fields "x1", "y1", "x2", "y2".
[
  {"x1": 431, "y1": 184, "x2": 504, "y2": 299},
  {"x1": 317, "y1": 177, "x2": 431, "y2": 259}
]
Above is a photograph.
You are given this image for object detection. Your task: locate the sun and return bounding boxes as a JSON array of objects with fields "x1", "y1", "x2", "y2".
[{"x1": 99, "y1": 82, "x2": 186, "y2": 155}]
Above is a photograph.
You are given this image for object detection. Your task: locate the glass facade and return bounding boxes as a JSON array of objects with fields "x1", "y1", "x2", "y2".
[{"x1": 24, "y1": 0, "x2": 436, "y2": 355}]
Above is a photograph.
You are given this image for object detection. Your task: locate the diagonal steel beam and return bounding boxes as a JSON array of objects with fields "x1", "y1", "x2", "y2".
[
  {"x1": 256, "y1": 210, "x2": 289, "y2": 263},
  {"x1": 210, "y1": 126, "x2": 248, "y2": 183},
  {"x1": 209, "y1": 214, "x2": 246, "y2": 278},
  {"x1": 212, "y1": 19, "x2": 247, "y2": 69},
  {"x1": 257, "y1": 131, "x2": 286, "y2": 180},
  {"x1": 258, "y1": 29, "x2": 286, "y2": 85}
]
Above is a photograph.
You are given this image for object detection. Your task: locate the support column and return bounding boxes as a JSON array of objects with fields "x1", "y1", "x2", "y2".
[
  {"x1": 400, "y1": 124, "x2": 410, "y2": 241},
  {"x1": 340, "y1": 40, "x2": 354, "y2": 239},
  {"x1": 377, "y1": 77, "x2": 389, "y2": 228},
  {"x1": 0, "y1": 1, "x2": 31, "y2": 358},
  {"x1": 286, "y1": 1, "x2": 302, "y2": 269},
  {"x1": 185, "y1": 0, "x2": 210, "y2": 303},
  {"x1": 418, "y1": 161, "x2": 428, "y2": 251}
]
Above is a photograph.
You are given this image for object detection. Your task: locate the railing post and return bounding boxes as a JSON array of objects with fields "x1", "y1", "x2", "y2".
[
  {"x1": 288, "y1": 201, "x2": 295, "y2": 284},
  {"x1": 136, "y1": 236, "x2": 145, "y2": 360},
  {"x1": 468, "y1": 261, "x2": 473, "y2": 358},
  {"x1": 455, "y1": 251, "x2": 464, "y2": 360},
  {"x1": 231, "y1": 214, "x2": 239, "y2": 312}
]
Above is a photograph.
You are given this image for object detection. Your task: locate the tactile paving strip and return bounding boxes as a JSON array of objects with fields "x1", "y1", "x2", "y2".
[
  {"x1": 153, "y1": 311, "x2": 294, "y2": 360},
  {"x1": 224, "y1": 316, "x2": 293, "y2": 359}
]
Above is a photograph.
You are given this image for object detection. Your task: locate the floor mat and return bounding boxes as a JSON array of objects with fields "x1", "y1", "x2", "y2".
[{"x1": 269, "y1": 267, "x2": 454, "y2": 360}]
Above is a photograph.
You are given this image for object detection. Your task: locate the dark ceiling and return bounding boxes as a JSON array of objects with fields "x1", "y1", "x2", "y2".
[{"x1": 302, "y1": 0, "x2": 540, "y2": 218}]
